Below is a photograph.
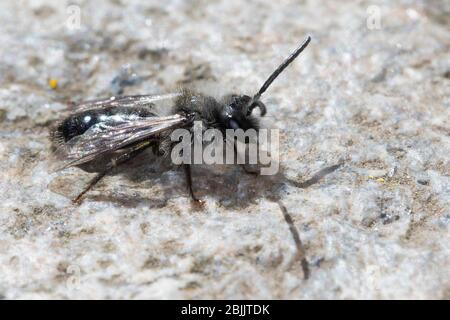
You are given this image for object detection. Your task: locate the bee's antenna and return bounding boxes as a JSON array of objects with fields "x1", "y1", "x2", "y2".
[
  {"x1": 247, "y1": 36, "x2": 311, "y2": 115},
  {"x1": 256, "y1": 36, "x2": 311, "y2": 100}
]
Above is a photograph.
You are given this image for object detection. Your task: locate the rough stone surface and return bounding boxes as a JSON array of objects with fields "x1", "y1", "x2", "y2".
[{"x1": 0, "y1": 0, "x2": 449, "y2": 299}]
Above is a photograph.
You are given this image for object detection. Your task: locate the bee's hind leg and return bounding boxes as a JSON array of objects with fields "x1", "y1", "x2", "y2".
[
  {"x1": 183, "y1": 164, "x2": 203, "y2": 203},
  {"x1": 72, "y1": 170, "x2": 109, "y2": 205},
  {"x1": 73, "y1": 142, "x2": 151, "y2": 205}
]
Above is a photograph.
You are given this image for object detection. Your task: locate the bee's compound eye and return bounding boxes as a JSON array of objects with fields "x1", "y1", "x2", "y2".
[{"x1": 228, "y1": 119, "x2": 240, "y2": 130}]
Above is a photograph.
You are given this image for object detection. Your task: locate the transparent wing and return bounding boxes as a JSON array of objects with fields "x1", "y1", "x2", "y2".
[
  {"x1": 69, "y1": 93, "x2": 182, "y2": 113},
  {"x1": 55, "y1": 114, "x2": 186, "y2": 170}
]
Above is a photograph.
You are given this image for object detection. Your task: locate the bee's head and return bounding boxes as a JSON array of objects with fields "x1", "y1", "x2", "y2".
[
  {"x1": 219, "y1": 36, "x2": 311, "y2": 131},
  {"x1": 220, "y1": 94, "x2": 266, "y2": 130}
]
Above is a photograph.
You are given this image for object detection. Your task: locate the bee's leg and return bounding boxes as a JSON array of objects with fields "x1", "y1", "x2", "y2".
[
  {"x1": 72, "y1": 170, "x2": 109, "y2": 204},
  {"x1": 73, "y1": 142, "x2": 151, "y2": 204},
  {"x1": 241, "y1": 164, "x2": 259, "y2": 175},
  {"x1": 232, "y1": 141, "x2": 259, "y2": 175},
  {"x1": 183, "y1": 164, "x2": 203, "y2": 203}
]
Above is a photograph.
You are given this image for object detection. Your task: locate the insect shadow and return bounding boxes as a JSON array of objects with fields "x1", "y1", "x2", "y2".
[
  {"x1": 73, "y1": 150, "x2": 287, "y2": 210},
  {"x1": 66, "y1": 148, "x2": 343, "y2": 210}
]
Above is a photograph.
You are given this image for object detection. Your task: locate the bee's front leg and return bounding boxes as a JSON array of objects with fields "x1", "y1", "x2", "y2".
[
  {"x1": 241, "y1": 164, "x2": 259, "y2": 175},
  {"x1": 183, "y1": 164, "x2": 203, "y2": 203},
  {"x1": 233, "y1": 141, "x2": 259, "y2": 175}
]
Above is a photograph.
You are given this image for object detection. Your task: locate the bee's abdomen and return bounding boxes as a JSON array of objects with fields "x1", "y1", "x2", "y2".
[
  {"x1": 54, "y1": 107, "x2": 156, "y2": 142},
  {"x1": 57, "y1": 112, "x2": 96, "y2": 142}
]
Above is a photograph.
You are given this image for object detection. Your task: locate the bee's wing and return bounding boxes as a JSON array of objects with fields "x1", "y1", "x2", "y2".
[
  {"x1": 70, "y1": 93, "x2": 182, "y2": 113},
  {"x1": 55, "y1": 114, "x2": 186, "y2": 170}
]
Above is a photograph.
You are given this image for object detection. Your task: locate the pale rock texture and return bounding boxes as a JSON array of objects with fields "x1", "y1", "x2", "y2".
[{"x1": 0, "y1": 0, "x2": 448, "y2": 299}]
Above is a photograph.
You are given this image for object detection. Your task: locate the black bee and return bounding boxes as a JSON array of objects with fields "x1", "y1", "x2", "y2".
[{"x1": 51, "y1": 36, "x2": 311, "y2": 204}]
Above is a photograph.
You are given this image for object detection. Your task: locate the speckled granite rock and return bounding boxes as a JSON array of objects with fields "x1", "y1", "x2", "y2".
[{"x1": 0, "y1": 0, "x2": 449, "y2": 299}]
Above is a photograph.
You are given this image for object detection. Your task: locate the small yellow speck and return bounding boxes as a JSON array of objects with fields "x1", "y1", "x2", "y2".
[
  {"x1": 376, "y1": 177, "x2": 385, "y2": 183},
  {"x1": 48, "y1": 78, "x2": 58, "y2": 89},
  {"x1": 368, "y1": 175, "x2": 375, "y2": 179}
]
